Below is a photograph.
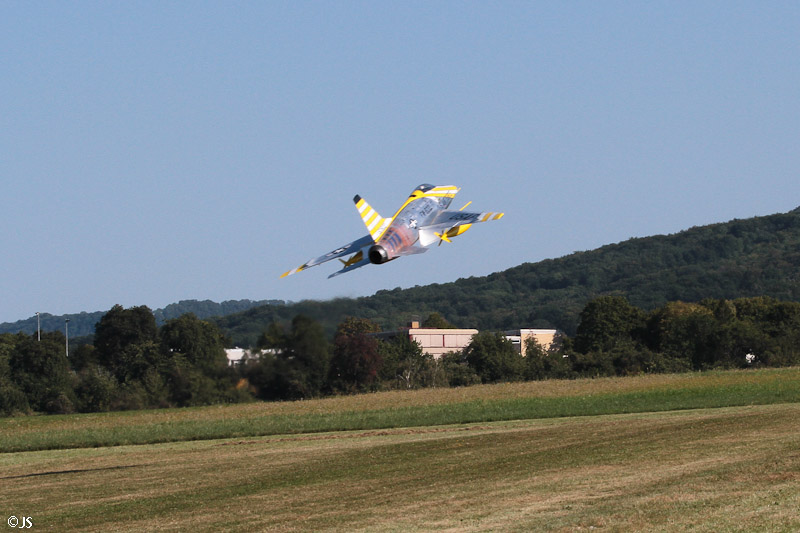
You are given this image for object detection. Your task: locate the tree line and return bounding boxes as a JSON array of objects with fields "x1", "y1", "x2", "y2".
[
  {"x1": 1, "y1": 305, "x2": 249, "y2": 415},
  {"x1": 2, "y1": 296, "x2": 799, "y2": 416},
  {"x1": 230, "y1": 294, "x2": 800, "y2": 403}
]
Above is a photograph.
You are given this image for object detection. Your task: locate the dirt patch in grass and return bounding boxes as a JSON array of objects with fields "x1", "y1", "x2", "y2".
[{"x1": 217, "y1": 424, "x2": 500, "y2": 446}]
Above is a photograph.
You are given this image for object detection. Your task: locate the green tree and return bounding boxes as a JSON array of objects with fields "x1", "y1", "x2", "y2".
[
  {"x1": 160, "y1": 314, "x2": 229, "y2": 376},
  {"x1": 94, "y1": 305, "x2": 159, "y2": 381},
  {"x1": 163, "y1": 358, "x2": 218, "y2": 407},
  {"x1": 260, "y1": 315, "x2": 330, "y2": 399},
  {"x1": 440, "y1": 351, "x2": 481, "y2": 387},
  {"x1": 524, "y1": 337, "x2": 572, "y2": 380},
  {"x1": 648, "y1": 302, "x2": 719, "y2": 369},
  {"x1": 109, "y1": 341, "x2": 163, "y2": 384},
  {"x1": 378, "y1": 335, "x2": 438, "y2": 389},
  {"x1": 575, "y1": 296, "x2": 645, "y2": 354},
  {"x1": 422, "y1": 312, "x2": 457, "y2": 329},
  {"x1": 334, "y1": 316, "x2": 381, "y2": 337},
  {"x1": 256, "y1": 321, "x2": 285, "y2": 351},
  {"x1": 289, "y1": 315, "x2": 331, "y2": 397},
  {"x1": 329, "y1": 317, "x2": 382, "y2": 392},
  {"x1": 732, "y1": 297, "x2": 800, "y2": 367},
  {"x1": 570, "y1": 350, "x2": 616, "y2": 378},
  {"x1": 0, "y1": 334, "x2": 29, "y2": 415},
  {"x1": 159, "y1": 313, "x2": 235, "y2": 406},
  {"x1": 10, "y1": 332, "x2": 74, "y2": 413},
  {"x1": 74, "y1": 365, "x2": 119, "y2": 412},
  {"x1": 69, "y1": 344, "x2": 99, "y2": 372},
  {"x1": 464, "y1": 331, "x2": 524, "y2": 383},
  {"x1": 242, "y1": 351, "x2": 278, "y2": 400}
]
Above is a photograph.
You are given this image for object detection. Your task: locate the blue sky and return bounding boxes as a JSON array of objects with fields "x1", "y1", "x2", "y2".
[{"x1": 2, "y1": 2, "x2": 799, "y2": 323}]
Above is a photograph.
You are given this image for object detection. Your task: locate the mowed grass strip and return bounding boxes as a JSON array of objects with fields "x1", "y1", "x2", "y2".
[
  {"x1": 2, "y1": 404, "x2": 799, "y2": 532},
  {"x1": 1, "y1": 367, "x2": 799, "y2": 452}
]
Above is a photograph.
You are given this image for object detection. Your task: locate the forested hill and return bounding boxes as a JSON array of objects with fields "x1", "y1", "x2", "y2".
[
  {"x1": 215, "y1": 206, "x2": 800, "y2": 346},
  {"x1": 0, "y1": 299, "x2": 286, "y2": 338}
]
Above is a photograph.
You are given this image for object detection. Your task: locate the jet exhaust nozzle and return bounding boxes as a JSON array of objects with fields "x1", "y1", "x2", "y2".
[{"x1": 368, "y1": 245, "x2": 390, "y2": 264}]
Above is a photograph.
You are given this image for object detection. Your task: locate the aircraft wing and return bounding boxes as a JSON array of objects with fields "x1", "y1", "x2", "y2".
[
  {"x1": 418, "y1": 210, "x2": 504, "y2": 247},
  {"x1": 281, "y1": 234, "x2": 374, "y2": 278},
  {"x1": 426, "y1": 210, "x2": 505, "y2": 227}
]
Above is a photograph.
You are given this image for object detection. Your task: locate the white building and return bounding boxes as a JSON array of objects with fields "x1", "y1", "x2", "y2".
[{"x1": 224, "y1": 347, "x2": 249, "y2": 366}]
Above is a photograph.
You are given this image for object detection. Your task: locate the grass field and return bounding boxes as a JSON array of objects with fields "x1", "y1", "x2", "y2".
[{"x1": 2, "y1": 368, "x2": 799, "y2": 531}]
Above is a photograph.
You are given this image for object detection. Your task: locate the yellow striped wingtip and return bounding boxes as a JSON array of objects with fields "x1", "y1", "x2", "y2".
[{"x1": 281, "y1": 265, "x2": 305, "y2": 278}]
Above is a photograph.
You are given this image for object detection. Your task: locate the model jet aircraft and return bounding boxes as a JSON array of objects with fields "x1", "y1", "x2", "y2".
[{"x1": 281, "y1": 184, "x2": 504, "y2": 279}]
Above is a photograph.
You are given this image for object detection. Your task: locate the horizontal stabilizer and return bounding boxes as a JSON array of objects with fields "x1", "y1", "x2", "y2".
[{"x1": 328, "y1": 252, "x2": 371, "y2": 278}]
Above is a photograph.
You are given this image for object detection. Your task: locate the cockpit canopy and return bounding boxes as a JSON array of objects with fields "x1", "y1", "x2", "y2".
[{"x1": 416, "y1": 183, "x2": 435, "y2": 192}]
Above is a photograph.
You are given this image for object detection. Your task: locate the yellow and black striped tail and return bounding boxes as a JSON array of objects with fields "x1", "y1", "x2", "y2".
[{"x1": 354, "y1": 195, "x2": 391, "y2": 241}]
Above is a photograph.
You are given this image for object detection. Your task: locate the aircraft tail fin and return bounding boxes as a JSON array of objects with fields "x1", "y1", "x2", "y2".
[{"x1": 354, "y1": 195, "x2": 391, "y2": 241}]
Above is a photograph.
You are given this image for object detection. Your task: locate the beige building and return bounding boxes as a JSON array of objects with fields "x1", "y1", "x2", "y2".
[
  {"x1": 375, "y1": 321, "x2": 478, "y2": 359},
  {"x1": 504, "y1": 329, "x2": 560, "y2": 354},
  {"x1": 375, "y1": 322, "x2": 561, "y2": 359}
]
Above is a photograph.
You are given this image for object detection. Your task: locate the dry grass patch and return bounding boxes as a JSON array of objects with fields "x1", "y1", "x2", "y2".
[{"x1": 3, "y1": 404, "x2": 799, "y2": 531}]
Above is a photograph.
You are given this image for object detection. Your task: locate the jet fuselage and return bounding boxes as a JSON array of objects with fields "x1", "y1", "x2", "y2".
[{"x1": 368, "y1": 184, "x2": 454, "y2": 264}]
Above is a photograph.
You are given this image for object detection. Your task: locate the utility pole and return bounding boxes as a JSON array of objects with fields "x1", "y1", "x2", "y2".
[
  {"x1": 36, "y1": 312, "x2": 41, "y2": 341},
  {"x1": 65, "y1": 318, "x2": 70, "y2": 358}
]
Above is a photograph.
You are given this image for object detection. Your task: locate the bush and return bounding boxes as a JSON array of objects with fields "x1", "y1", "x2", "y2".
[
  {"x1": 524, "y1": 338, "x2": 573, "y2": 380},
  {"x1": 44, "y1": 390, "x2": 75, "y2": 415},
  {"x1": 74, "y1": 366, "x2": 119, "y2": 412},
  {"x1": 440, "y1": 352, "x2": 481, "y2": 387},
  {"x1": 0, "y1": 378, "x2": 30, "y2": 416},
  {"x1": 464, "y1": 331, "x2": 524, "y2": 383},
  {"x1": 571, "y1": 351, "x2": 615, "y2": 378}
]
